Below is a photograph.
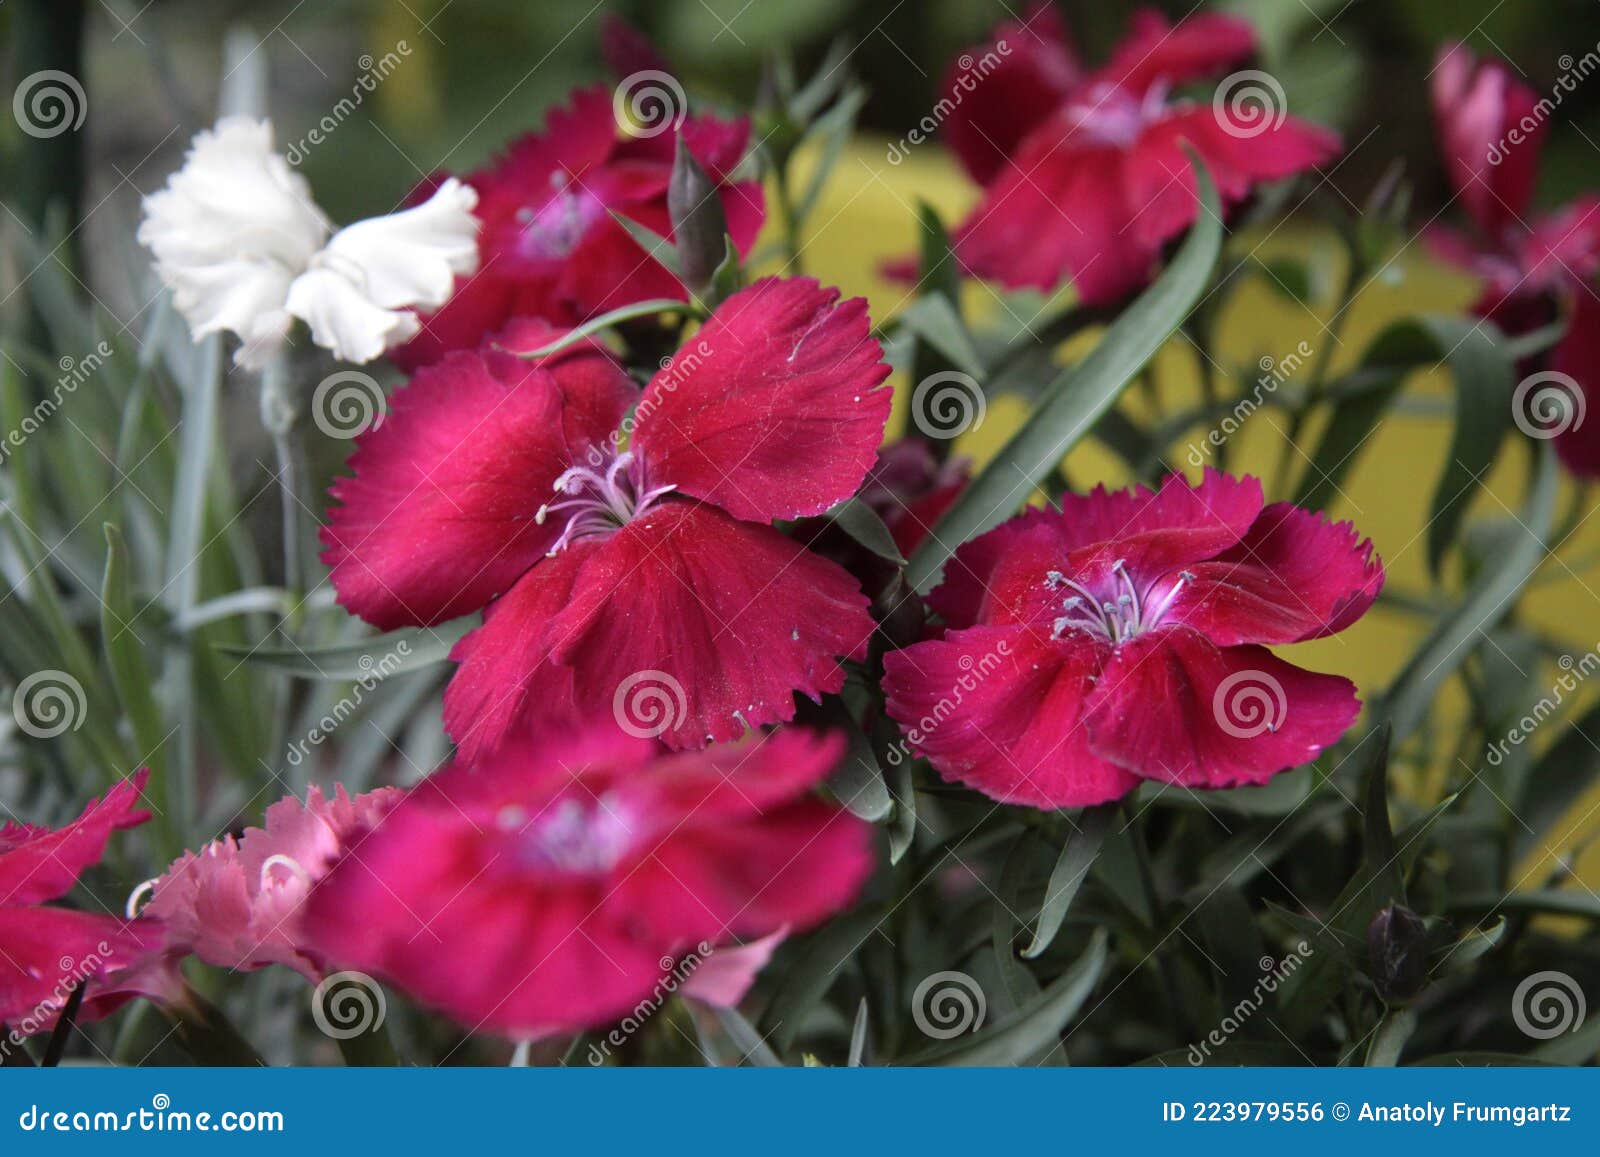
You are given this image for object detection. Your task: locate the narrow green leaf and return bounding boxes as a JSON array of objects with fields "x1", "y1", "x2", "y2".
[
  {"x1": 847, "y1": 999, "x2": 869, "y2": 1067},
  {"x1": 898, "y1": 293, "x2": 985, "y2": 381},
  {"x1": 714, "y1": 1007, "x2": 783, "y2": 1066},
  {"x1": 1513, "y1": 697, "x2": 1600, "y2": 859},
  {"x1": 759, "y1": 903, "x2": 886, "y2": 1051},
  {"x1": 607, "y1": 214, "x2": 682, "y2": 278},
  {"x1": 1376, "y1": 445, "x2": 1558, "y2": 742},
  {"x1": 907, "y1": 155, "x2": 1222, "y2": 592},
  {"x1": 900, "y1": 929, "x2": 1108, "y2": 1066},
  {"x1": 1364, "y1": 1007, "x2": 1417, "y2": 1067},
  {"x1": 215, "y1": 620, "x2": 472, "y2": 680},
  {"x1": 1361, "y1": 723, "x2": 1404, "y2": 906},
  {"x1": 825, "y1": 497, "x2": 905, "y2": 566},
  {"x1": 509, "y1": 295, "x2": 693, "y2": 359},
  {"x1": 914, "y1": 200, "x2": 960, "y2": 306},
  {"x1": 100, "y1": 525, "x2": 167, "y2": 779},
  {"x1": 1022, "y1": 805, "x2": 1114, "y2": 959}
]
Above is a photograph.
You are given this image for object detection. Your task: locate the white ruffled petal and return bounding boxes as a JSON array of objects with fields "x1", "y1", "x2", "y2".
[
  {"x1": 313, "y1": 177, "x2": 480, "y2": 311},
  {"x1": 284, "y1": 267, "x2": 421, "y2": 365},
  {"x1": 138, "y1": 118, "x2": 331, "y2": 361}
]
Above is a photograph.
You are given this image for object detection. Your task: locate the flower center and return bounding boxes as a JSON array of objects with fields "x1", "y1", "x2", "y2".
[
  {"x1": 514, "y1": 171, "x2": 603, "y2": 261},
  {"x1": 1063, "y1": 81, "x2": 1172, "y2": 147},
  {"x1": 504, "y1": 796, "x2": 634, "y2": 876},
  {"x1": 536, "y1": 449, "x2": 675, "y2": 555},
  {"x1": 1045, "y1": 561, "x2": 1192, "y2": 644}
]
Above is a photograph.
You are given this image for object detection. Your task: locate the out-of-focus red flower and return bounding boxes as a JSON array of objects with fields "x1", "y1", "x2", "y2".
[
  {"x1": 391, "y1": 86, "x2": 765, "y2": 371},
  {"x1": 0, "y1": 770, "x2": 175, "y2": 1035},
  {"x1": 898, "y1": 5, "x2": 1339, "y2": 304},
  {"x1": 302, "y1": 726, "x2": 872, "y2": 1039},
  {"x1": 883, "y1": 471, "x2": 1382, "y2": 809},
  {"x1": 1427, "y1": 43, "x2": 1600, "y2": 477}
]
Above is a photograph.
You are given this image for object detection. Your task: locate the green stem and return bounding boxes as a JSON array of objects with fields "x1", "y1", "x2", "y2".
[{"x1": 1273, "y1": 253, "x2": 1364, "y2": 496}]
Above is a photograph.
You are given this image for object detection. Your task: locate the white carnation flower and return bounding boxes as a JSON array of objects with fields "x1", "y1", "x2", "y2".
[{"x1": 140, "y1": 121, "x2": 480, "y2": 369}]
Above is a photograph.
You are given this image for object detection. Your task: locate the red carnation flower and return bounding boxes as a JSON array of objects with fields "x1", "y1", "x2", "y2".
[
  {"x1": 882, "y1": 472, "x2": 1382, "y2": 809},
  {"x1": 0, "y1": 770, "x2": 175, "y2": 1032},
  {"x1": 323, "y1": 277, "x2": 892, "y2": 759},
  {"x1": 302, "y1": 726, "x2": 873, "y2": 1039},
  {"x1": 392, "y1": 85, "x2": 765, "y2": 370},
  {"x1": 907, "y1": 5, "x2": 1339, "y2": 304},
  {"x1": 1427, "y1": 43, "x2": 1600, "y2": 477}
]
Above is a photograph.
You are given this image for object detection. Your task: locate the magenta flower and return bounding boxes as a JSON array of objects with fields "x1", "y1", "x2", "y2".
[
  {"x1": 391, "y1": 85, "x2": 765, "y2": 370},
  {"x1": 903, "y1": 5, "x2": 1339, "y2": 305},
  {"x1": 302, "y1": 726, "x2": 873, "y2": 1039},
  {"x1": 324, "y1": 277, "x2": 893, "y2": 759},
  {"x1": 141, "y1": 785, "x2": 401, "y2": 981},
  {"x1": 1427, "y1": 42, "x2": 1600, "y2": 477},
  {"x1": 882, "y1": 472, "x2": 1383, "y2": 809},
  {"x1": 0, "y1": 770, "x2": 173, "y2": 1032}
]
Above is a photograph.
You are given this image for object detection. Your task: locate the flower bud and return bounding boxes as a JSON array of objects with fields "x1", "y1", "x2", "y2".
[{"x1": 1367, "y1": 904, "x2": 1429, "y2": 1003}]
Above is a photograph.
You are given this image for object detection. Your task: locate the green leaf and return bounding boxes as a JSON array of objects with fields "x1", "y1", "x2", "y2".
[
  {"x1": 1436, "y1": 918, "x2": 1505, "y2": 974},
  {"x1": 759, "y1": 903, "x2": 886, "y2": 1051},
  {"x1": 1375, "y1": 444, "x2": 1559, "y2": 742},
  {"x1": 906, "y1": 154, "x2": 1222, "y2": 592},
  {"x1": 847, "y1": 999, "x2": 869, "y2": 1067},
  {"x1": 714, "y1": 1007, "x2": 783, "y2": 1066},
  {"x1": 792, "y1": 85, "x2": 867, "y2": 229},
  {"x1": 1022, "y1": 805, "x2": 1114, "y2": 959},
  {"x1": 824, "y1": 497, "x2": 905, "y2": 566},
  {"x1": 607, "y1": 214, "x2": 682, "y2": 278},
  {"x1": 914, "y1": 200, "x2": 960, "y2": 306},
  {"x1": 1513, "y1": 697, "x2": 1600, "y2": 860},
  {"x1": 821, "y1": 707, "x2": 893, "y2": 821},
  {"x1": 899, "y1": 929, "x2": 1108, "y2": 1066},
  {"x1": 898, "y1": 293, "x2": 986, "y2": 381},
  {"x1": 1362, "y1": 723, "x2": 1405, "y2": 907},
  {"x1": 100, "y1": 525, "x2": 167, "y2": 780},
  {"x1": 215, "y1": 621, "x2": 472, "y2": 680},
  {"x1": 1364, "y1": 1007, "x2": 1417, "y2": 1067},
  {"x1": 508, "y1": 295, "x2": 694, "y2": 360}
]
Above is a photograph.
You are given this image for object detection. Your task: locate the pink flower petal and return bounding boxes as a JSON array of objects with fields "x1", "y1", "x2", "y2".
[
  {"x1": 1163, "y1": 503, "x2": 1384, "y2": 645},
  {"x1": 1432, "y1": 43, "x2": 1544, "y2": 238},
  {"x1": 0, "y1": 770, "x2": 150, "y2": 907},
  {"x1": 322, "y1": 346, "x2": 632, "y2": 630},
  {"x1": 883, "y1": 624, "x2": 1139, "y2": 808},
  {"x1": 1085, "y1": 627, "x2": 1360, "y2": 789},
  {"x1": 634, "y1": 277, "x2": 892, "y2": 521},
  {"x1": 1090, "y1": 9, "x2": 1256, "y2": 96},
  {"x1": 679, "y1": 929, "x2": 788, "y2": 1010},
  {"x1": 938, "y1": 2, "x2": 1080, "y2": 184}
]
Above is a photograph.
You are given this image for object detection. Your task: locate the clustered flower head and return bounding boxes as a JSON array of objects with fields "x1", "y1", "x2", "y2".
[{"x1": 139, "y1": 117, "x2": 480, "y2": 368}]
